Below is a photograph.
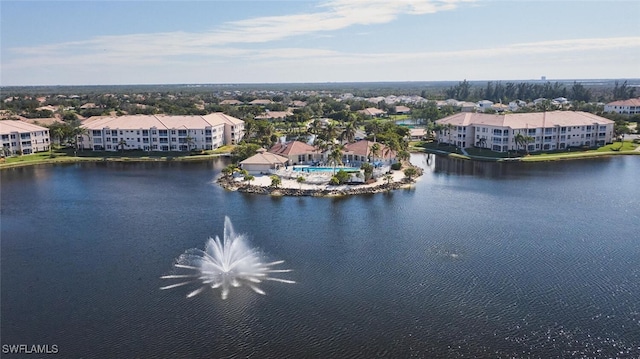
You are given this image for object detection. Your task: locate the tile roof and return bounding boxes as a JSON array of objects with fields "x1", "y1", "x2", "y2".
[
  {"x1": 606, "y1": 98, "x2": 640, "y2": 107},
  {"x1": 240, "y1": 152, "x2": 288, "y2": 165},
  {"x1": 0, "y1": 119, "x2": 49, "y2": 134},
  {"x1": 436, "y1": 111, "x2": 614, "y2": 129},
  {"x1": 268, "y1": 141, "x2": 316, "y2": 156},
  {"x1": 344, "y1": 140, "x2": 394, "y2": 157},
  {"x1": 80, "y1": 113, "x2": 243, "y2": 130}
]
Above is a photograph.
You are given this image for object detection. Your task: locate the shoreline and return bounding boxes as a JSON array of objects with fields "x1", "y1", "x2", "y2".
[{"x1": 216, "y1": 171, "x2": 420, "y2": 197}]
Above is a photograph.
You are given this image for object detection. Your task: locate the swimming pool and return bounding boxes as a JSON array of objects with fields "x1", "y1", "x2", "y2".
[{"x1": 292, "y1": 166, "x2": 360, "y2": 173}]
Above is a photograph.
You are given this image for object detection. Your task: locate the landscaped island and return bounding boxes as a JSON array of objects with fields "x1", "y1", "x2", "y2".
[{"x1": 216, "y1": 161, "x2": 423, "y2": 197}]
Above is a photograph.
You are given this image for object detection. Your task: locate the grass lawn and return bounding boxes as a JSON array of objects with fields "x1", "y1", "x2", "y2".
[
  {"x1": 413, "y1": 141, "x2": 638, "y2": 162},
  {"x1": 1, "y1": 146, "x2": 234, "y2": 169}
]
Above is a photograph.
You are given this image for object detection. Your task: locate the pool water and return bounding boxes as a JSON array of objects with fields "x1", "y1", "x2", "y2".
[{"x1": 292, "y1": 166, "x2": 360, "y2": 173}]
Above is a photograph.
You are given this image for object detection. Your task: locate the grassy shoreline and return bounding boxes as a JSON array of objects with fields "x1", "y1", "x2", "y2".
[
  {"x1": 2, "y1": 142, "x2": 638, "y2": 169},
  {"x1": 0, "y1": 148, "x2": 231, "y2": 169},
  {"x1": 420, "y1": 141, "x2": 640, "y2": 162}
]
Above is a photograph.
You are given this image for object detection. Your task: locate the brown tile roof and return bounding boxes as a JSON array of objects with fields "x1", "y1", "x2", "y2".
[
  {"x1": 344, "y1": 140, "x2": 394, "y2": 158},
  {"x1": 268, "y1": 141, "x2": 316, "y2": 156}
]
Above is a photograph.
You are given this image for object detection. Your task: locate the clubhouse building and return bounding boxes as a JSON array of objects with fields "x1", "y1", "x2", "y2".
[
  {"x1": 435, "y1": 111, "x2": 615, "y2": 152},
  {"x1": 79, "y1": 113, "x2": 244, "y2": 151}
]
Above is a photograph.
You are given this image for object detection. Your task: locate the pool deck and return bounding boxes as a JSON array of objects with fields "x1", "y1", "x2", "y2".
[{"x1": 230, "y1": 167, "x2": 411, "y2": 191}]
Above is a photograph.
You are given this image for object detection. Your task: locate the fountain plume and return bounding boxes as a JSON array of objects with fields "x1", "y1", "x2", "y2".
[{"x1": 161, "y1": 216, "x2": 294, "y2": 299}]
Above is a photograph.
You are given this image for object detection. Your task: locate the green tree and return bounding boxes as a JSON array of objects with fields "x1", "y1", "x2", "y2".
[
  {"x1": 118, "y1": 139, "x2": 127, "y2": 153},
  {"x1": 361, "y1": 162, "x2": 374, "y2": 181},
  {"x1": 269, "y1": 175, "x2": 282, "y2": 188},
  {"x1": 231, "y1": 143, "x2": 260, "y2": 162},
  {"x1": 185, "y1": 135, "x2": 195, "y2": 151},
  {"x1": 340, "y1": 121, "x2": 357, "y2": 144},
  {"x1": 404, "y1": 167, "x2": 418, "y2": 180},
  {"x1": 327, "y1": 145, "x2": 344, "y2": 174},
  {"x1": 244, "y1": 173, "x2": 255, "y2": 186},
  {"x1": 222, "y1": 164, "x2": 239, "y2": 178},
  {"x1": 296, "y1": 175, "x2": 305, "y2": 189},
  {"x1": 369, "y1": 143, "x2": 380, "y2": 163}
]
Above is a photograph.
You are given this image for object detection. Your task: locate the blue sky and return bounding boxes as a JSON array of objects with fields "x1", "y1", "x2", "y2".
[{"x1": 1, "y1": 0, "x2": 639, "y2": 86}]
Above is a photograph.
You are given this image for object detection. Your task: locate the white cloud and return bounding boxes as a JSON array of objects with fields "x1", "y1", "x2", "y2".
[{"x1": 6, "y1": 0, "x2": 471, "y2": 65}]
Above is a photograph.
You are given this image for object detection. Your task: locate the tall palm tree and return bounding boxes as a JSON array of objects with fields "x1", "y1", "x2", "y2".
[
  {"x1": 340, "y1": 121, "x2": 357, "y2": 144},
  {"x1": 367, "y1": 119, "x2": 383, "y2": 143},
  {"x1": 118, "y1": 139, "x2": 127, "y2": 153},
  {"x1": 369, "y1": 142, "x2": 381, "y2": 164},
  {"x1": 323, "y1": 122, "x2": 339, "y2": 143},
  {"x1": 185, "y1": 135, "x2": 195, "y2": 151},
  {"x1": 53, "y1": 127, "x2": 65, "y2": 148},
  {"x1": 384, "y1": 138, "x2": 400, "y2": 165},
  {"x1": 514, "y1": 132, "x2": 525, "y2": 153},
  {"x1": 327, "y1": 145, "x2": 344, "y2": 174}
]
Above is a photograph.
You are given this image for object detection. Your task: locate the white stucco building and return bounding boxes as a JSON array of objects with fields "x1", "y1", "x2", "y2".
[
  {"x1": 436, "y1": 111, "x2": 615, "y2": 152},
  {"x1": 79, "y1": 113, "x2": 244, "y2": 151},
  {"x1": 604, "y1": 98, "x2": 640, "y2": 115},
  {"x1": 0, "y1": 120, "x2": 51, "y2": 155}
]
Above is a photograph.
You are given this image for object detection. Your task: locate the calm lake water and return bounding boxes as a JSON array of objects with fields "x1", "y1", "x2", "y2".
[{"x1": 1, "y1": 155, "x2": 639, "y2": 358}]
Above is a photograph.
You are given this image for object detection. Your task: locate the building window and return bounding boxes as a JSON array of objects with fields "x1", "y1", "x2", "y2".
[{"x1": 178, "y1": 130, "x2": 187, "y2": 136}]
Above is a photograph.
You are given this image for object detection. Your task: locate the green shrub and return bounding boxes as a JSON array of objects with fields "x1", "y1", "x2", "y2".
[
  {"x1": 329, "y1": 176, "x2": 340, "y2": 185},
  {"x1": 391, "y1": 162, "x2": 402, "y2": 170}
]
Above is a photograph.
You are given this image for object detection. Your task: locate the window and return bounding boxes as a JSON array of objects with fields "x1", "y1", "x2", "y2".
[
  {"x1": 142, "y1": 130, "x2": 149, "y2": 136},
  {"x1": 205, "y1": 129, "x2": 212, "y2": 135},
  {"x1": 159, "y1": 130, "x2": 168, "y2": 136},
  {"x1": 92, "y1": 130, "x2": 101, "y2": 136},
  {"x1": 178, "y1": 130, "x2": 187, "y2": 136},
  {"x1": 171, "y1": 130, "x2": 176, "y2": 135}
]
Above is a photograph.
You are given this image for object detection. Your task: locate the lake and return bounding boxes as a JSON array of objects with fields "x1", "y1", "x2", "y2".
[{"x1": 1, "y1": 155, "x2": 639, "y2": 358}]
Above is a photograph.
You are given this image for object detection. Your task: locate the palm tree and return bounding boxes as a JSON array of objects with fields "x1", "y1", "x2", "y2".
[
  {"x1": 308, "y1": 119, "x2": 323, "y2": 136},
  {"x1": 118, "y1": 139, "x2": 127, "y2": 153},
  {"x1": 296, "y1": 175, "x2": 305, "y2": 189},
  {"x1": 53, "y1": 127, "x2": 65, "y2": 149},
  {"x1": 367, "y1": 119, "x2": 383, "y2": 143},
  {"x1": 369, "y1": 143, "x2": 381, "y2": 164},
  {"x1": 340, "y1": 121, "x2": 357, "y2": 144},
  {"x1": 269, "y1": 175, "x2": 281, "y2": 188},
  {"x1": 384, "y1": 138, "x2": 400, "y2": 165},
  {"x1": 75, "y1": 127, "x2": 88, "y2": 152},
  {"x1": 327, "y1": 145, "x2": 344, "y2": 174},
  {"x1": 244, "y1": 173, "x2": 255, "y2": 186},
  {"x1": 222, "y1": 164, "x2": 238, "y2": 178},
  {"x1": 384, "y1": 174, "x2": 393, "y2": 185},
  {"x1": 323, "y1": 122, "x2": 339, "y2": 143},
  {"x1": 185, "y1": 135, "x2": 195, "y2": 151},
  {"x1": 514, "y1": 132, "x2": 525, "y2": 153}
]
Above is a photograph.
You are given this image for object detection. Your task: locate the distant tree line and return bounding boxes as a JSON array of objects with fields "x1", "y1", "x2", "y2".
[{"x1": 444, "y1": 80, "x2": 637, "y2": 103}]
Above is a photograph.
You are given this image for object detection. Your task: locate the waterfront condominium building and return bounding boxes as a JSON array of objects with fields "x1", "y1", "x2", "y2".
[
  {"x1": 0, "y1": 120, "x2": 51, "y2": 155},
  {"x1": 79, "y1": 113, "x2": 244, "y2": 152},
  {"x1": 435, "y1": 111, "x2": 615, "y2": 152}
]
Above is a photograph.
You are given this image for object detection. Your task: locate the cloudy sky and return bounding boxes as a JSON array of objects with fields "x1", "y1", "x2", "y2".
[{"x1": 1, "y1": 0, "x2": 639, "y2": 86}]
